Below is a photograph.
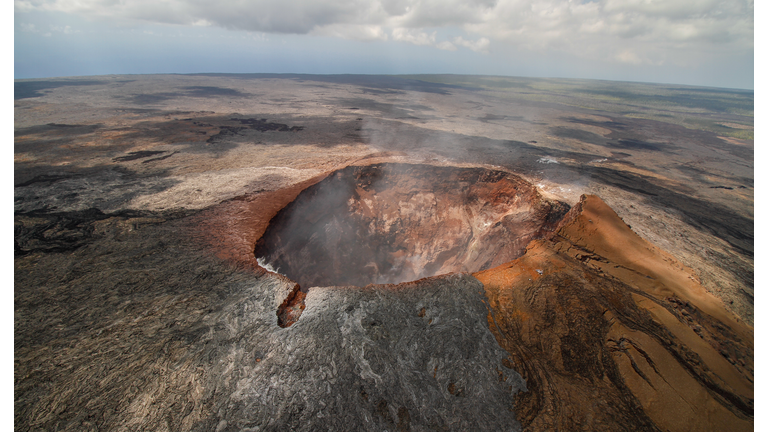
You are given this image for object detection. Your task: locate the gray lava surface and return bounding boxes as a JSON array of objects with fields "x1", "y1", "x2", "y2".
[{"x1": 15, "y1": 212, "x2": 521, "y2": 430}]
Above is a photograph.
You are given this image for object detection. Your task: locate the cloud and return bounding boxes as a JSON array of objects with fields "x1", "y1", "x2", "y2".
[
  {"x1": 18, "y1": 21, "x2": 80, "y2": 35},
  {"x1": 391, "y1": 28, "x2": 435, "y2": 45},
  {"x1": 386, "y1": 0, "x2": 498, "y2": 28},
  {"x1": 453, "y1": 36, "x2": 489, "y2": 53},
  {"x1": 19, "y1": 23, "x2": 38, "y2": 32},
  {"x1": 15, "y1": 0, "x2": 753, "y2": 66},
  {"x1": 50, "y1": 24, "x2": 78, "y2": 34},
  {"x1": 314, "y1": 24, "x2": 388, "y2": 41},
  {"x1": 436, "y1": 40, "x2": 457, "y2": 51},
  {"x1": 474, "y1": 0, "x2": 751, "y2": 65},
  {"x1": 615, "y1": 49, "x2": 643, "y2": 65},
  {"x1": 15, "y1": 0, "x2": 387, "y2": 33},
  {"x1": 390, "y1": 28, "x2": 489, "y2": 54}
]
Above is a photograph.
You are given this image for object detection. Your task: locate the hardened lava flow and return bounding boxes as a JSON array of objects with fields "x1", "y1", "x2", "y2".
[{"x1": 254, "y1": 163, "x2": 570, "y2": 326}]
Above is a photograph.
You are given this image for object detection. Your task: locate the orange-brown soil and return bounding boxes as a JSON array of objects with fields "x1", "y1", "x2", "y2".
[
  {"x1": 192, "y1": 173, "x2": 330, "y2": 272},
  {"x1": 475, "y1": 195, "x2": 753, "y2": 431}
]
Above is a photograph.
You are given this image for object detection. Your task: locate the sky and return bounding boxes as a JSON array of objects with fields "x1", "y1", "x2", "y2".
[{"x1": 13, "y1": 1, "x2": 756, "y2": 89}]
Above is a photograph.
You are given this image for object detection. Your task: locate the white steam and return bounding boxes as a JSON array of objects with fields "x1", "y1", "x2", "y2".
[{"x1": 257, "y1": 257, "x2": 284, "y2": 275}]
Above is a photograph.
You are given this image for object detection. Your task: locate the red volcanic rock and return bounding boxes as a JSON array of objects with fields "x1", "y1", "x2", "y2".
[
  {"x1": 192, "y1": 173, "x2": 331, "y2": 272},
  {"x1": 276, "y1": 283, "x2": 306, "y2": 328}
]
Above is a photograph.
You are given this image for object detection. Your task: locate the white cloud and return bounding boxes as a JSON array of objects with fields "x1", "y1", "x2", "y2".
[
  {"x1": 50, "y1": 24, "x2": 79, "y2": 34},
  {"x1": 19, "y1": 23, "x2": 38, "y2": 32},
  {"x1": 20, "y1": 22, "x2": 80, "y2": 35},
  {"x1": 390, "y1": 28, "x2": 488, "y2": 54},
  {"x1": 453, "y1": 36, "x2": 489, "y2": 53},
  {"x1": 190, "y1": 19, "x2": 213, "y2": 27},
  {"x1": 615, "y1": 49, "x2": 643, "y2": 65},
  {"x1": 14, "y1": 0, "x2": 753, "y2": 67},
  {"x1": 391, "y1": 28, "x2": 435, "y2": 45},
  {"x1": 14, "y1": 0, "x2": 36, "y2": 12},
  {"x1": 316, "y1": 24, "x2": 388, "y2": 41},
  {"x1": 436, "y1": 40, "x2": 457, "y2": 51},
  {"x1": 386, "y1": 0, "x2": 498, "y2": 28}
]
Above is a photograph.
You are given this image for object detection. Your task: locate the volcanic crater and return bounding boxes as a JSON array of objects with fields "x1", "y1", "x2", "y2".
[
  {"x1": 14, "y1": 75, "x2": 754, "y2": 432},
  {"x1": 254, "y1": 163, "x2": 570, "y2": 290}
]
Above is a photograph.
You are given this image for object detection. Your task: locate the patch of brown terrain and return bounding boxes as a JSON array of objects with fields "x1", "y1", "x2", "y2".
[
  {"x1": 474, "y1": 195, "x2": 753, "y2": 431},
  {"x1": 717, "y1": 135, "x2": 752, "y2": 147}
]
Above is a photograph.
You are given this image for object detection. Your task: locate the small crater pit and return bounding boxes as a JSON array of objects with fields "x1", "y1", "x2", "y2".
[{"x1": 255, "y1": 163, "x2": 569, "y2": 290}]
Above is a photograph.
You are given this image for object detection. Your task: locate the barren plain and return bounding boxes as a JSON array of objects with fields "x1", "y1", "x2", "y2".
[{"x1": 14, "y1": 74, "x2": 753, "y2": 431}]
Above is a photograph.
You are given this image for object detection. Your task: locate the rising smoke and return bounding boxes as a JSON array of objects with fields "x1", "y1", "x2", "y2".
[{"x1": 254, "y1": 163, "x2": 570, "y2": 289}]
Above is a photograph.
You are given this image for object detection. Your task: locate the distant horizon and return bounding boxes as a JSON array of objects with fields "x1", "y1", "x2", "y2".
[{"x1": 13, "y1": 72, "x2": 756, "y2": 92}]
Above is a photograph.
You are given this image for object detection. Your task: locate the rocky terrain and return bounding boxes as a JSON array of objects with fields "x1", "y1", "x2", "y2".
[
  {"x1": 14, "y1": 74, "x2": 753, "y2": 431},
  {"x1": 477, "y1": 195, "x2": 752, "y2": 431}
]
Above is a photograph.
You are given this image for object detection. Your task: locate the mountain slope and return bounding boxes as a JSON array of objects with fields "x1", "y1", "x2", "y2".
[{"x1": 475, "y1": 195, "x2": 753, "y2": 431}]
